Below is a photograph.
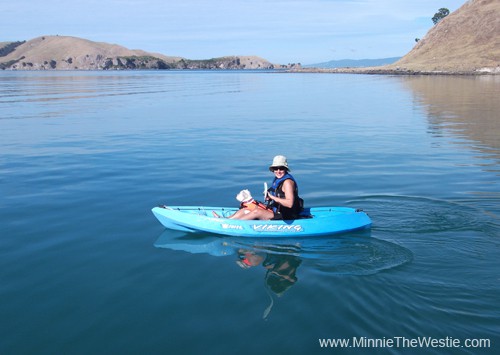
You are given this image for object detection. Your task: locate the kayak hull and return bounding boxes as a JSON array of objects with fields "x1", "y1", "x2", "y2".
[{"x1": 152, "y1": 206, "x2": 372, "y2": 237}]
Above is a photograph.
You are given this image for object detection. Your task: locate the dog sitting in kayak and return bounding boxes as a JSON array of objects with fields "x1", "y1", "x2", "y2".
[
  {"x1": 236, "y1": 189, "x2": 269, "y2": 212},
  {"x1": 212, "y1": 189, "x2": 269, "y2": 218}
]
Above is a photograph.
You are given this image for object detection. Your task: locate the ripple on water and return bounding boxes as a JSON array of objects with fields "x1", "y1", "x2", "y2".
[
  {"x1": 345, "y1": 194, "x2": 500, "y2": 289},
  {"x1": 346, "y1": 195, "x2": 499, "y2": 236}
]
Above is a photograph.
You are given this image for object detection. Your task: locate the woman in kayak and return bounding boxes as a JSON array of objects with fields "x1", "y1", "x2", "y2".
[{"x1": 227, "y1": 155, "x2": 303, "y2": 220}]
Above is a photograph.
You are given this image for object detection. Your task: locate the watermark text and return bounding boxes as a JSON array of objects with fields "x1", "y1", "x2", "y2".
[{"x1": 319, "y1": 336, "x2": 491, "y2": 349}]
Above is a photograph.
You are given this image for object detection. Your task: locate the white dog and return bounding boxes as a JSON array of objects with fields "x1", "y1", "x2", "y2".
[
  {"x1": 235, "y1": 189, "x2": 270, "y2": 214},
  {"x1": 236, "y1": 189, "x2": 257, "y2": 214},
  {"x1": 236, "y1": 189, "x2": 253, "y2": 203}
]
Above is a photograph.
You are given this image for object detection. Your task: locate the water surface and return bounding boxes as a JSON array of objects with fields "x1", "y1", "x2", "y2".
[{"x1": 1, "y1": 71, "x2": 499, "y2": 354}]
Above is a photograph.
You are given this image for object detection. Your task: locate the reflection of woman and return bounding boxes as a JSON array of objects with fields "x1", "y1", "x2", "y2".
[
  {"x1": 236, "y1": 250, "x2": 302, "y2": 296},
  {"x1": 263, "y1": 254, "x2": 302, "y2": 296},
  {"x1": 236, "y1": 248, "x2": 302, "y2": 319},
  {"x1": 229, "y1": 155, "x2": 303, "y2": 220}
]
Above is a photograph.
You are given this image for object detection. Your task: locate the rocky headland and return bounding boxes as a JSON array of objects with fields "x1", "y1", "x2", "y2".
[{"x1": 0, "y1": 35, "x2": 298, "y2": 71}]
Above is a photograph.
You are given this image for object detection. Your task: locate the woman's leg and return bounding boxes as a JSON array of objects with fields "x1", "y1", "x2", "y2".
[
  {"x1": 239, "y1": 208, "x2": 273, "y2": 220},
  {"x1": 228, "y1": 207, "x2": 273, "y2": 220},
  {"x1": 227, "y1": 208, "x2": 250, "y2": 219}
]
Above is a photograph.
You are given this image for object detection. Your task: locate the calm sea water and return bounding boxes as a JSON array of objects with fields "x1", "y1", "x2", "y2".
[{"x1": 1, "y1": 71, "x2": 499, "y2": 354}]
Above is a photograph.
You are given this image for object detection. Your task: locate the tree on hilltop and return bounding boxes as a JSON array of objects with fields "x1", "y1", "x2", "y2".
[{"x1": 432, "y1": 8, "x2": 450, "y2": 25}]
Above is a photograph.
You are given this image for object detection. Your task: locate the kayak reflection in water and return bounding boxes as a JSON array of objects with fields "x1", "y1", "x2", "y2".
[{"x1": 236, "y1": 248, "x2": 302, "y2": 320}]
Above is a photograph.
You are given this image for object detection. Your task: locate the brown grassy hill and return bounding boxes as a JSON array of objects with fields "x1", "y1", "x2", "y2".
[
  {"x1": 386, "y1": 0, "x2": 500, "y2": 73},
  {"x1": 0, "y1": 35, "x2": 281, "y2": 70},
  {"x1": 0, "y1": 35, "x2": 183, "y2": 70}
]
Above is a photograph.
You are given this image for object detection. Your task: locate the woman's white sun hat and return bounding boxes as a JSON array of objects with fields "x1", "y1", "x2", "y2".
[{"x1": 269, "y1": 155, "x2": 290, "y2": 172}]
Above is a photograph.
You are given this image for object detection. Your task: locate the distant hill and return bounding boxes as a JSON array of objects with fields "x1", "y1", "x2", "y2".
[
  {"x1": 0, "y1": 35, "x2": 291, "y2": 70},
  {"x1": 304, "y1": 57, "x2": 400, "y2": 68},
  {"x1": 0, "y1": 36, "x2": 179, "y2": 70}
]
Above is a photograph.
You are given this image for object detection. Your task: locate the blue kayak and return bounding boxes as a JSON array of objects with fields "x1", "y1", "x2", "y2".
[{"x1": 152, "y1": 206, "x2": 372, "y2": 237}]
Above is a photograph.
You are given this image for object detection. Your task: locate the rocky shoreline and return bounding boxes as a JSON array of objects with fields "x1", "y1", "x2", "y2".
[{"x1": 288, "y1": 66, "x2": 500, "y2": 76}]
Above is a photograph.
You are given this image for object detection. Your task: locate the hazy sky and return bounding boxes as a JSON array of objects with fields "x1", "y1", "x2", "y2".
[{"x1": 4, "y1": 0, "x2": 466, "y2": 64}]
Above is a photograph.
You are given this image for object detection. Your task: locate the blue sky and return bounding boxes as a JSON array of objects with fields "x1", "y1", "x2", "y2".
[{"x1": 4, "y1": 0, "x2": 466, "y2": 64}]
